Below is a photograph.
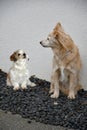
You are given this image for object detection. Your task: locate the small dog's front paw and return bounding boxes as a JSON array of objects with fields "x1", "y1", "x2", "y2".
[
  {"x1": 13, "y1": 86, "x2": 20, "y2": 91},
  {"x1": 50, "y1": 92, "x2": 59, "y2": 98},
  {"x1": 68, "y1": 92, "x2": 75, "y2": 99},
  {"x1": 21, "y1": 86, "x2": 27, "y2": 90}
]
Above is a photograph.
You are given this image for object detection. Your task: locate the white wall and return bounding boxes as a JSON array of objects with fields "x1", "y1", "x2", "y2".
[{"x1": 0, "y1": 0, "x2": 87, "y2": 89}]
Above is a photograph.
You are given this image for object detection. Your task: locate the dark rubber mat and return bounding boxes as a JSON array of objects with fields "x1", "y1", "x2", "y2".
[{"x1": 0, "y1": 70, "x2": 87, "y2": 130}]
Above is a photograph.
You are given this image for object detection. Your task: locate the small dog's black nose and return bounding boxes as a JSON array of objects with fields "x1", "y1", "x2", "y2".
[{"x1": 23, "y1": 53, "x2": 26, "y2": 58}]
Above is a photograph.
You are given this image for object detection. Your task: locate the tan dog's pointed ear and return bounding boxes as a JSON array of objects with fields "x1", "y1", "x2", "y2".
[
  {"x1": 53, "y1": 23, "x2": 74, "y2": 51},
  {"x1": 58, "y1": 31, "x2": 74, "y2": 51},
  {"x1": 10, "y1": 52, "x2": 17, "y2": 61},
  {"x1": 53, "y1": 22, "x2": 64, "y2": 39},
  {"x1": 54, "y1": 22, "x2": 63, "y2": 32}
]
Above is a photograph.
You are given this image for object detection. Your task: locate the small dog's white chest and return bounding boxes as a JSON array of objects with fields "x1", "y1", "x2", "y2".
[{"x1": 60, "y1": 66, "x2": 65, "y2": 82}]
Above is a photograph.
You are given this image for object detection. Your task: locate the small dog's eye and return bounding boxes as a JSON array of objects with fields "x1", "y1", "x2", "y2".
[{"x1": 18, "y1": 53, "x2": 20, "y2": 56}]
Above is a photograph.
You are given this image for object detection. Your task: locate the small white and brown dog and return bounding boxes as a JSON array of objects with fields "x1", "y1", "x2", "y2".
[{"x1": 7, "y1": 49, "x2": 35, "y2": 90}]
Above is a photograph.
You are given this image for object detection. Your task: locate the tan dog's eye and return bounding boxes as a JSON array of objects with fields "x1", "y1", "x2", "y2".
[{"x1": 47, "y1": 38, "x2": 49, "y2": 40}]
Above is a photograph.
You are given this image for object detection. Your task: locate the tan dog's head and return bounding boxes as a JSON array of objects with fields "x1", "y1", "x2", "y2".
[
  {"x1": 10, "y1": 50, "x2": 29, "y2": 62},
  {"x1": 40, "y1": 22, "x2": 73, "y2": 50}
]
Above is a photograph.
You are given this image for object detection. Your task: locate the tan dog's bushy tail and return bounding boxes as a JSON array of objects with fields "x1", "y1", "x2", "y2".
[{"x1": 60, "y1": 84, "x2": 82, "y2": 96}]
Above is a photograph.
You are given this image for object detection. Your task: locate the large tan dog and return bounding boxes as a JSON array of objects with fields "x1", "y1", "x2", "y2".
[{"x1": 40, "y1": 23, "x2": 82, "y2": 99}]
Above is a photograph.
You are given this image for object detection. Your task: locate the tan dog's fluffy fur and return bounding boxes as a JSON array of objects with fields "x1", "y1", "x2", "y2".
[{"x1": 40, "y1": 23, "x2": 82, "y2": 99}]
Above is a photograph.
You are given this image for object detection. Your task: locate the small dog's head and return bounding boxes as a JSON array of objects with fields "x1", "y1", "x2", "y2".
[
  {"x1": 40, "y1": 22, "x2": 72, "y2": 50},
  {"x1": 10, "y1": 50, "x2": 29, "y2": 62}
]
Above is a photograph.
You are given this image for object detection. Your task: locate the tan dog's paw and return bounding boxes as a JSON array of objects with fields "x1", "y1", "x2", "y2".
[
  {"x1": 13, "y1": 86, "x2": 20, "y2": 91},
  {"x1": 68, "y1": 92, "x2": 75, "y2": 99},
  {"x1": 50, "y1": 92, "x2": 59, "y2": 98}
]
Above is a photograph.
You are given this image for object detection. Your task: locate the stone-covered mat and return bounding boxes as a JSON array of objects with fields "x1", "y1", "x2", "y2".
[{"x1": 0, "y1": 70, "x2": 87, "y2": 130}]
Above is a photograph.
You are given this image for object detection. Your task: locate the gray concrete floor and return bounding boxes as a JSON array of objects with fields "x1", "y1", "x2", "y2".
[{"x1": 0, "y1": 110, "x2": 74, "y2": 130}]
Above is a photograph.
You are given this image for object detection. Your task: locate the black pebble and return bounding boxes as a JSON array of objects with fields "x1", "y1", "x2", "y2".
[
  {"x1": 0, "y1": 70, "x2": 87, "y2": 130},
  {"x1": 28, "y1": 120, "x2": 32, "y2": 123}
]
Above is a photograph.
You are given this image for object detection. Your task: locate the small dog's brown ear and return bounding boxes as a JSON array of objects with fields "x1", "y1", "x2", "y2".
[{"x1": 10, "y1": 52, "x2": 17, "y2": 61}]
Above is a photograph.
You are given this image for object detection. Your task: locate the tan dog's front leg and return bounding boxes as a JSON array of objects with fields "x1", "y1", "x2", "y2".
[
  {"x1": 68, "y1": 73, "x2": 77, "y2": 99},
  {"x1": 50, "y1": 71, "x2": 60, "y2": 98},
  {"x1": 49, "y1": 75, "x2": 55, "y2": 94}
]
